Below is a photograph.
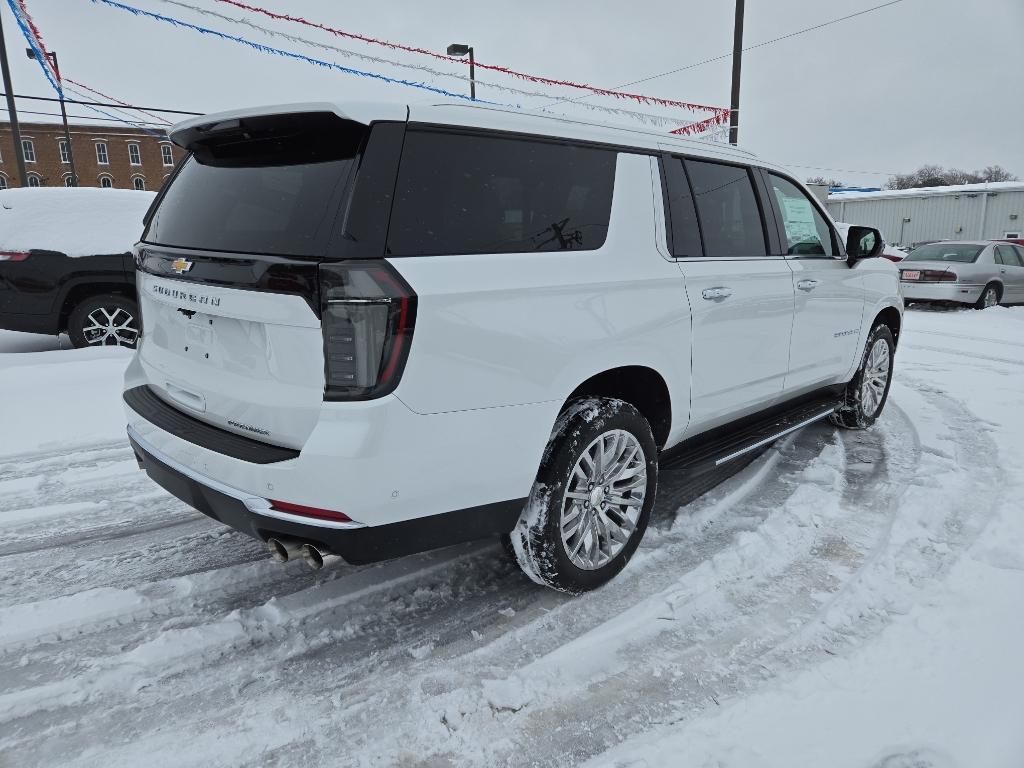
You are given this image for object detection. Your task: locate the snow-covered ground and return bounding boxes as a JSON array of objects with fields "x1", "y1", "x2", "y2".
[{"x1": 0, "y1": 307, "x2": 1022, "y2": 768}]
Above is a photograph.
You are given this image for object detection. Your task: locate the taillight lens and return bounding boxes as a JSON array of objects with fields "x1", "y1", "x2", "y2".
[
  {"x1": 319, "y1": 260, "x2": 416, "y2": 401},
  {"x1": 922, "y1": 270, "x2": 957, "y2": 282},
  {"x1": 0, "y1": 251, "x2": 30, "y2": 262}
]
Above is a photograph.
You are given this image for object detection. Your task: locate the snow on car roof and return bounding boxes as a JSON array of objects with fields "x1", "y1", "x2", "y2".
[{"x1": 0, "y1": 188, "x2": 155, "y2": 257}]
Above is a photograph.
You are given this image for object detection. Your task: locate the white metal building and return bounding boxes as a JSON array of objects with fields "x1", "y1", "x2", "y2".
[{"x1": 826, "y1": 181, "x2": 1024, "y2": 247}]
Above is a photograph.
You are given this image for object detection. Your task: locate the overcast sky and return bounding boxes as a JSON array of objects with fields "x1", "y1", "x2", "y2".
[{"x1": 2, "y1": 0, "x2": 1022, "y2": 187}]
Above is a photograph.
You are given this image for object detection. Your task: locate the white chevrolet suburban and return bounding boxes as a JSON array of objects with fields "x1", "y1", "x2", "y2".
[{"x1": 123, "y1": 102, "x2": 902, "y2": 593}]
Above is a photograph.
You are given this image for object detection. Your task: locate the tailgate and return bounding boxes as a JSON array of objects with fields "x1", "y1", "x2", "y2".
[{"x1": 137, "y1": 272, "x2": 324, "y2": 450}]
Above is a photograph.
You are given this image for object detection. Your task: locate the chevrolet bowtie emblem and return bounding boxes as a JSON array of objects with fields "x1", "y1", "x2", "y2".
[{"x1": 170, "y1": 258, "x2": 193, "y2": 274}]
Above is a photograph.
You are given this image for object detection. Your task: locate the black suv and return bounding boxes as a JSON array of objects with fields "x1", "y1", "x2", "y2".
[{"x1": 0, "y1": 188, "x2": 154, "y2": 348}]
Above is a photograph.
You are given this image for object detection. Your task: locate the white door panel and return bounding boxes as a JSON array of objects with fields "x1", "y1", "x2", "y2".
[
  {"x1": 679, "y1": 258, "x2": 795, "y2": 431},
  {"x1": 786, "y1": 258, "x2": 865, "y2": 391}
]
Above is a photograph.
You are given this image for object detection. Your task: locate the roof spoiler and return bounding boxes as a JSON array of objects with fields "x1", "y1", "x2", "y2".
[{"x1": 168, "y1": 101, "x2": 408, "y2": 150}]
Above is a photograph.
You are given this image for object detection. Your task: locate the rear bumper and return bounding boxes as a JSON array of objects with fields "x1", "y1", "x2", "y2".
[
  {"x1": 900, "y1": 281, "x2": 984, "y2": 303},
  {"x1": 129, "y1": 426, "x2": 526, "y2": 564}
]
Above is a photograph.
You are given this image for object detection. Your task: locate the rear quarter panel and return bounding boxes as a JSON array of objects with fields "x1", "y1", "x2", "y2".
[{"x1": 388, "y1": 153, "x2": 692, "y2": 433}]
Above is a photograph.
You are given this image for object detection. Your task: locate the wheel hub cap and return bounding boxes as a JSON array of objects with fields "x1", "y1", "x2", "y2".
[
  {"x1": 560, "y1": 429, "x2": 647, "y2": 571},
  {"x1": 859, "y1": 338, "x2": 891, "y2": 418},
  {"x1": 83, "y1": 306, "x2": 138, "y2": 347}
]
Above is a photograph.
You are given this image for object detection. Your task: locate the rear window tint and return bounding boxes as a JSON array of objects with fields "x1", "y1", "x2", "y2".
[
  {"x1": 685, "y1": 160, "x2": 767, "y2": 258},
  {"x1": 386, "y1": 131, "x2": 616, "y2": 256},
  {"x1": 145, "y1": 114, "x2": 365, "y2": 257}
]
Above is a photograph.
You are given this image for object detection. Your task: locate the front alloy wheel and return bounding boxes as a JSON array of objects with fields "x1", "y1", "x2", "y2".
[
  {"x1": 858, "y1": 337, "x2": 891, "y2": 419},
  {"x1": 831, "y1": 323, "x2": 895, "y2": 430}
]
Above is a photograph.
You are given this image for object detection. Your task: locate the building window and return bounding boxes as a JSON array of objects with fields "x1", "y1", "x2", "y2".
[
  {"x1": 128, "y1": 143, "x2": 141, "y2": 166},
  {"x1": 22, "y1": 139, "x2": 36, "y2": 163},
  {"x1": 0, "y1": 175, "x2": 8, "y2": 190},
  {"x1": 59, "y1": 140, "x2": 71, "y2": 164},
  {"x1": 133, "y1": 176, "x2": 146, "y2": 191},
  {"x1": 99, "y1": 175, "x2": 113, "y2": 188},
  {"x1": 64, "y1": 174, "x2": 75, "y2": 187},
  {"x1": 27, "y1": 174, "x2": 41, "y2": 187},
  {"x1": 160, "y1": 144, "x2": 174, "y2": 166},
  {"x1": 96, "y1": 142, "x2": 109, "y2": 165}
]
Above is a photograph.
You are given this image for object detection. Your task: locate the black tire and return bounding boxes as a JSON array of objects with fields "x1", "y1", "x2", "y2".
[
  {"x1": 831, "y1": 324, "x2": 895, "y2": 430},
  {"x1": 974, "y1": 283, "x2": 1001, "y2": 310},
  {"x1": 67, "y1": 294, "x2": 140, "y2": 349},
  {"x1": 508, "y1": 397, "x2": 658, "y2": 594}
]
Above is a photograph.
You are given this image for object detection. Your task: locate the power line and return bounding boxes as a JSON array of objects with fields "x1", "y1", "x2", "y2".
[
  {"x1": 0, "y1": 90, "x2": 201, "y2": 115},
  {"x1": 542, "y1": 0, "x2": 911, "y2": 108},
  {"x1": 3, "y1": 108, "x2": 171, "y2": 126}
]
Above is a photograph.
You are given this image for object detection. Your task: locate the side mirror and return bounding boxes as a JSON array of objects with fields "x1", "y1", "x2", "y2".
[{"x1": 846, "y1": 226, "x2": 884, "y2": 264}]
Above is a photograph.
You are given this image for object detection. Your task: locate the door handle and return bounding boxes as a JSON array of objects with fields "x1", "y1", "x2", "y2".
[
  {"x1": 797, "y1": 279, "x2": 820, "y2": 292},
  {"x1": 701, "y1": 287, "x2": 733, "y2": 301}
]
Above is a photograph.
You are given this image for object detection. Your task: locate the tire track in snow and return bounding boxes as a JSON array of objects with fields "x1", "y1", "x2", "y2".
[
  {"x1": 0, "y1": 424, "x2": 859, "y2": 766},
  {"x1": 0, "y1": 380, "x2": 999, "y2": 768}
]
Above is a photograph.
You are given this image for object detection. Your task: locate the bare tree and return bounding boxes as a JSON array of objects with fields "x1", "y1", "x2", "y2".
[
  {"x1": 977, "y1": 165, "x2": 1017, "y2": 183},
  {"x1": 885, "y1": 164, "x2": 1019, "y2": 189}
]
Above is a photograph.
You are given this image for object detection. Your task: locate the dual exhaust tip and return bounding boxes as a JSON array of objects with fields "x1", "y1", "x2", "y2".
[{"x1": 266, "y1": 537, "x2": 343, "y2": 570}]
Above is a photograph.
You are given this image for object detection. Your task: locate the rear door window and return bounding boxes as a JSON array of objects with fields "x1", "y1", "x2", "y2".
[
  {"x1": 386, "y1": 130, "x2": 616, "y2": 256},
  {"x1": 145, "y1": 113, "x2": 366, "y2": 257},
  {"x1": 996, "y1": 245, "x2": 1023, "y2": 267},
  {"x1": 767, "y1": 173, "x2": 836, "y2": 256},
  {"x1": 684, "y1": 160, "x2": 767, "y2": 258}
]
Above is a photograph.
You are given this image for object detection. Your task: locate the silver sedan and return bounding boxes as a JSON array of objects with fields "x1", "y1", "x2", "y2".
[{"x1": 899, "y1": 241, "x2": 1024, "y2": 308}]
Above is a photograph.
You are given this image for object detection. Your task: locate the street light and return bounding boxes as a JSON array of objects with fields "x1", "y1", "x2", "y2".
[
  {"x1": 26, "y1": 47, "x2": 78, "y2": 186},
  {"x1": 446, "y1": 43, "x2": 475, "y2": 100}
]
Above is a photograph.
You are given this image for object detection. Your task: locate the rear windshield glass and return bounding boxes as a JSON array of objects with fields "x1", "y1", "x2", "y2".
[
  {"x1": 144, "y1": 113, "x2": 365, "y2": 257},
  {"x1": 903, "y1": 243, "x2": 983, "y2": 263},
  {"x1": 386, "y1": 130, "x2": 617, "y2": 256}
]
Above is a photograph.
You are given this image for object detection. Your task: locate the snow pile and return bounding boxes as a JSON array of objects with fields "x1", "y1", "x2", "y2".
[{"x1": 0, "y1": 187, "x2": 155, "y2": 257}]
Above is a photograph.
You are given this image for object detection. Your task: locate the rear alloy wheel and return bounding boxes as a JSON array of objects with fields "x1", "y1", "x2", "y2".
[
  {"x1": 68, "y1": 294, "x2": 140, "y2": 349},
  {"x1": 508, "y1": 397, "x2": 657, "y2": 593},
  {"x1": 974, "y1": 283, "x2": 1000, "y2": 310},
  {"x1": 831, "y1": 323, "x2": 895, "y2": 430}
]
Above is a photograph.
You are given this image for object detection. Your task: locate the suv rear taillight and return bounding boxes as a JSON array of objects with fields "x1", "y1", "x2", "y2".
[
  {"x1": 0, "y1": 251, "x2": 30, "y2": 262},
  {"x1": 319, "y1": 261, "x2": 417, "y2": 401}
]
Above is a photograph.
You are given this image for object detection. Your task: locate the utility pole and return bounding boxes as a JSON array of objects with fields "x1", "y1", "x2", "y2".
[
  {"x1": 0, "y1": 7, "x2": 29, "y2": 187},
  {"x1": 27, "y1": 48, "x2": 77, "y2": 186},
  {"x1": 729, "y1": 0, "x2": 745, "y2": 145}
]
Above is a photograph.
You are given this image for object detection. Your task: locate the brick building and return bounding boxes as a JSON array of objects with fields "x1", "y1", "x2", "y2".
[{"x1": 0, "y1": 121, "x2": 186, "y2": 191}]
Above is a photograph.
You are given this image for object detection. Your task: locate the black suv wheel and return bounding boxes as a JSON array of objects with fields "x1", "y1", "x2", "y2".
[{"x1": 68, "y1": 294, "x2": 140, "y2": 349}]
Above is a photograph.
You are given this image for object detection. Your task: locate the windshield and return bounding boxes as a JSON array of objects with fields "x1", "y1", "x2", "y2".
[
  {"x1": 144, "y1": 113, "x2": 366, "y2": 257},
  {"x1": 903, "y1": 243, "x2": 983, "y2": 263}
]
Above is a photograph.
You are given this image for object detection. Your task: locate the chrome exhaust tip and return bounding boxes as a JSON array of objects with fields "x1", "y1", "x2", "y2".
[
  {"x1": 266, "y1": 537, "x2": 303, "y2": 563},
  {"x1": 300, "y1": 543, "x2": 343, "y2": 571}
]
